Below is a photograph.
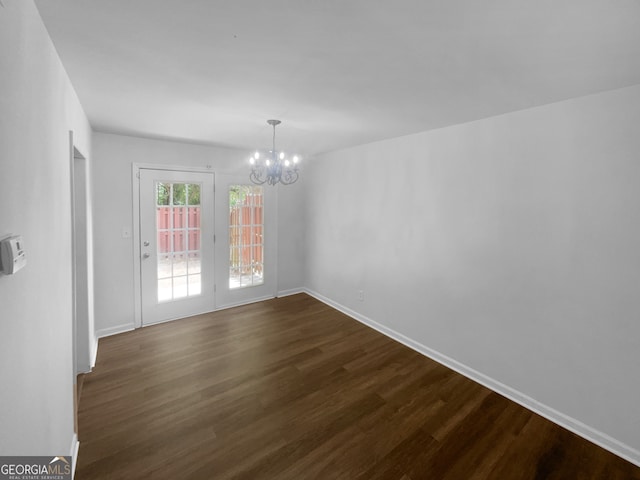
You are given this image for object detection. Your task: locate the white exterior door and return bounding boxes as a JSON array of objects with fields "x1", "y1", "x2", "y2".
[
  {"x1": 214, "y1": 174, "x2": 277, "y2": 308},
  {"x1": 140, "y1": 169, "x2": 215, "y2": 325}
]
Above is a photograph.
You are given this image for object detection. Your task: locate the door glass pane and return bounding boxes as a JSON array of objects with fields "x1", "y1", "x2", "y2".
[
  {"x1": 157, "y1": 253, "x2": 172, "y2": 278},
  {"x1": 188, "y1": 252, "x2": 201, "y2": 274},
  {"x1": 229, "y1": 185, "x2": 264, "y2": 289},
  {"x1": 173, "y1": 253, "x2": 187, "y2": 276},
  {"x1": 156, "y1": 181, "x2": 203, "y2": 302},
  {"x1": 157, "y1": 183, "x2": 170, "y2": 205},
  {"x1": 188, "y1": 274, "x2": 201, "y2": 295},
  {"x1": 173, "y1": 276, "x2": 188, "y2": 299},
  {"x1": 158, "y1": 278, "x2": 172, "y2": 302}
]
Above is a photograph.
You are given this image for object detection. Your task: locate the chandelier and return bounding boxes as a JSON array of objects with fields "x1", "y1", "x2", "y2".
[{"x1": 249, "y1": 119, "x2": 300, "y2": 185}]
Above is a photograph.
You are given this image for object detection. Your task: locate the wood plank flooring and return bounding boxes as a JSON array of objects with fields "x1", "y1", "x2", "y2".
[{"x1": 76, "y1": 294, "x2": 640, "y2": 479}]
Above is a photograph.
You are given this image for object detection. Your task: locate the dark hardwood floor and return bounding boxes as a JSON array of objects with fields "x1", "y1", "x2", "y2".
[{"x1": 76, "y1": 293, "x2": 640, "y2": 479}]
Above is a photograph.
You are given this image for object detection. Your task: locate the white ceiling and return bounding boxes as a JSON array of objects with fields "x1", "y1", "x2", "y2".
[{"x1": 35, "y1": 0, "x2": 640, "y2": 156}]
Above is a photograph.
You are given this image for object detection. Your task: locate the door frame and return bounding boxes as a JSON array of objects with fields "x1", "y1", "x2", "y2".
[
  {"x1": 69, "y1": 130, "x2": 94, "y2": 452},
  {"x1": 132, "y1": 163, "x2": 215, "y2": 328},
  {"x1": 70, "y1": 133, "x2": 91, "y2": 374},
  {"x1": 213, "y1": 174, "x2": 279, "y2": 310}
]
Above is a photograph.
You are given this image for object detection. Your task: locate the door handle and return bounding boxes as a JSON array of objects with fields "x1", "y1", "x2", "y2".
[
  {"x1": 143, "y1": 253, "x2": 150, "y2": 259},
  {"x1": 143, "y1": 241, "x2": 150, "y2": 247}
]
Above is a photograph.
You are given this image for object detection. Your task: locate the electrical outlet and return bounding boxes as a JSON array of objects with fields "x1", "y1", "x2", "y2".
[{"x1": 358, "y1": 290, "x2": 364, "y2": 301}]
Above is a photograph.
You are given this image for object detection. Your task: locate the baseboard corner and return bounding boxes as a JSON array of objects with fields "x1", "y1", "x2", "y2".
[
  {"x1": 277, "y1": 287, "x2": 305, "y2": 298},
  {"x1": 69, "y1": 433, "x2": 79, "y2": 479},
  {"x1": 95, "y1": 323, "x2": 135, "y2": 339},
  {"x1": 90, "y1": 336, "x2": 99, "y2": 369}
]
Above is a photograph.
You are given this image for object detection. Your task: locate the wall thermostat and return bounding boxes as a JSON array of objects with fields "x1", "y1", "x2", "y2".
[{"x1": 1, "y1": 235, "x2": 27, "y2": 275}]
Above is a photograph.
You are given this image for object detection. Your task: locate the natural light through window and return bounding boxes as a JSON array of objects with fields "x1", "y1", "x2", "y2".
[
  {"x1": 156, "y1": 182, "x2": 202, "y2": 302},
  {"x1": 229, "y1": 185, "x2": 264, "y2": 289}
]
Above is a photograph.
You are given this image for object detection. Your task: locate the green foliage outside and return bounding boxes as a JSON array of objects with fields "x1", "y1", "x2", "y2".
[
  {"x1": 156, "y1": 182, "x2": 261, "y2": 208},
  {"x1": 157, "y1": 182, "x2": 201, "y2": 205},
  {"x1": 157, "y1": 183, "x2": 170, "y2": 205},
  {"x1": 229, "y1": 185, "x2": 262, "y2": 208}
]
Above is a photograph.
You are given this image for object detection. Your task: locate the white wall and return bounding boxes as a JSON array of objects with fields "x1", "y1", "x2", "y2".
[
  {"x1": 277, "y1": 176, "x2": 306, "y2": 295},
  {"x1": 0, "y1": 0, "x2": 92, "y2": 456},
  {"x1": 305, "y1": 84, "x2": 640, "y2": 462},
  {"x1": 92, "y1": 132, "x2": 305, "y2": 335}
]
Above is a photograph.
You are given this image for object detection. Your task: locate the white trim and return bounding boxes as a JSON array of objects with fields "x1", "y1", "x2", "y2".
[
  {"x1": 69, "y1": 131, "x2": 78, "y2": 378},
  {"x1": 98, "y1": 295, "x2": 275, "y2": 338},
  {"x1": 132, "y1": 163, "x2": 216, "y2": 328},
  {"x1": 69, "y1": 433, "x2": 79, "y2": 479},
  {"x1": 134, "y1": 162, "x2": 215, "y2": 174},
  {"x1": 273, "y1": 184, "x2": 279, "y2": 300},
  {"x1": 70, "y1": 132, "x2": 93, "y2": 375},
  {"x1": 214, "y1": 294, "x2": 276, "y2": 311},
  {"x1": 303, "y1": 288, "x2": 640, "y2": 468},
  {"x1": 277, "y1": 287, "x2": 305, "y2": 298},
  {"x1": 140, "y1": 307, "x2": 215, "y2": 327},
  {"x1": 96, "y1": 323, "x2": 135, "y2": 339},
  {"x1": 132, "y1": 163, "x2": 142, "y2": 328},
  {"x1": 90, "y1": 335, "x2": 98, "y2": 369},
  {"x1": 214, "y1": 176, "x2": 277, "y2": 308}
]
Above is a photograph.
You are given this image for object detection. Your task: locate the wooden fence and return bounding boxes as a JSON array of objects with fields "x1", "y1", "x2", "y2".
[
  {"x1": 229, "y1": 194, "x2": 263, "y2": 274},
  {"x1": 156, "y1": 207, "x2": 201, "y2": 253},
  {"x1": 155, "y1": 197, "x2": 262, "y2": 275}
]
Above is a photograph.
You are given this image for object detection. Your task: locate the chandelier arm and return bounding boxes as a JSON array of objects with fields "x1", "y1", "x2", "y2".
[
  {"x1": 249, "y1": 170, "x2": 267, "y2": 185},
  {"x1": 248, "y1": 119, "x2": 299, "y2": 186},
  {"x1": 280, "y1": 169, "x2": 299, "y2": 185},
  {"x1": 250, "y1": 164, "x2": 268, "y2": 185}
]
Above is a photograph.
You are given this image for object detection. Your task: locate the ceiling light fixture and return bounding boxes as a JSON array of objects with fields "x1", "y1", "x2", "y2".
[{"x1": 248, "y1": 119, "x2": 300, "y2": 185}]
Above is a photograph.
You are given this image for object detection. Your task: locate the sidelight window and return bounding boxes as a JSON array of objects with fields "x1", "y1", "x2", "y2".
[{"x1": 229, "y1": 185, "x2": 264, "y2": 289}]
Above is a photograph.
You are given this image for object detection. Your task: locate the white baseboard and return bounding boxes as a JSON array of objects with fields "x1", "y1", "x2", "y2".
[
  {"x1": 215, "y1": 294, "x2": 276, "y2": 311},
  {"x1": 90, "y1": 335, "x2": 98, "y2": 369},
  {"x1": 95, "y1": 323, "x2": 135, "y2": 339},
  {"x1": 277, "y1": 287, "x2": 305, "y2": 298},
  {"x1": 303, "y1": 288, "x2": 640, "y2": 468},
  {"x1": 96, "y1": 295, "x2": 282, "y2": 337},
  {"x1": 69, "y1": 433, "x2": 79, "y2": 479}
]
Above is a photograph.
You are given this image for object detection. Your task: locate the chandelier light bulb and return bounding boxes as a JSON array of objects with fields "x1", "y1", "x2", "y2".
[{"x1": 248, "y1": 119, "x2": 300, "y2": 186}]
